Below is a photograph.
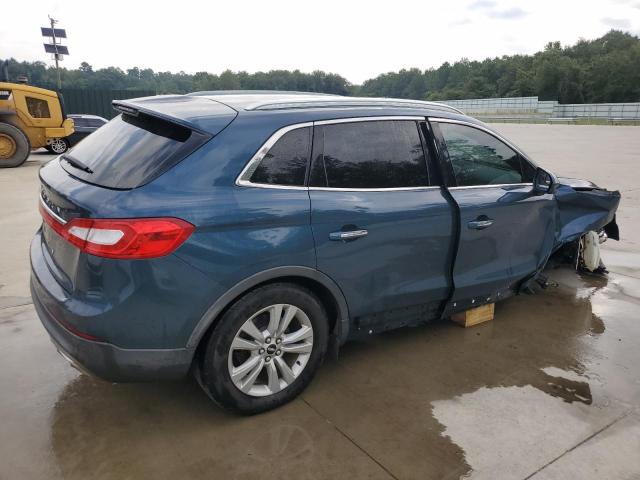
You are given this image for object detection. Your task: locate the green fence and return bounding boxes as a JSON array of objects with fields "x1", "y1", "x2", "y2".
[{"x1": 60, "y1": 89, "x2": 156, "y2": 119}]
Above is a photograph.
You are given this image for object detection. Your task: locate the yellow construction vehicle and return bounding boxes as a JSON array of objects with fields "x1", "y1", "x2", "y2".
[{"x1": 0, "y1": 63, "x2": 74, "y2": 167}]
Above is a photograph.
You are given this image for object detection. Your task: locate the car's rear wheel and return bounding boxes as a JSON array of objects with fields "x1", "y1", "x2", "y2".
[
  {"x1": 0, "y1": 122, "x2": 30, "y2": 168},
  {"x1": 198, "y1": 283, "x2": 328, "y2": 414},
  {"x1": 48, "y1": 138, "x2": 70, "y2": 155}
]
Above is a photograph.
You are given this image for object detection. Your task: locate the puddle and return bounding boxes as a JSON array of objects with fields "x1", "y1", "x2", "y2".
[
  {"x1": 2, "y1": 266, "x2": 639, "y2": 480},
  {"x1": 427, "y1": 267, "x2": 640, "y2": 479}
]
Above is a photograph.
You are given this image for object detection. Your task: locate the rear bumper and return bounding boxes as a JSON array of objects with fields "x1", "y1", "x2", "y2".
[
  {"x1": 30, "y1": 230, "x2": 196, "y2": 382},
  {"x1": 31, "y1": 279, "x2": 194, "y2": 382}
]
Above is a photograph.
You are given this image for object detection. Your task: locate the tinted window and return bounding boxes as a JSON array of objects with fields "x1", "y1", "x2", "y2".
[
  {"x1": 26, "y1": 97, "x2": 50, "y2": 118},
  {"x1": 439, "y1": 123, "x2": 531, "y2": 186},
  {"x1": 87, "y1": 118, "x2": 107, "y2": 128},
  {"x1": 60, "y1": 113, "x2": 207, "y2": 189},
  {"x1": 249, "y1": 127, "x2": 311, "y2": 186},
  {"x1": 318, "y1": 120, "x2": 428, "y2": 189},
  {"x1": 72, "y1": 117, "x2": 87, "y2": 127}
]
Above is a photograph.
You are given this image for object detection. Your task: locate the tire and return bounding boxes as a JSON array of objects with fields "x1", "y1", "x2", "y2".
[
  {"x1": 0, "y1": 122, "x2": 31, "y2": 168},
  {"x1": 49, "y1": 138, "x2": 70, "y2": 155},
  {"x1": 198, "y1": 283, "x2": 329, "y2": 414}
]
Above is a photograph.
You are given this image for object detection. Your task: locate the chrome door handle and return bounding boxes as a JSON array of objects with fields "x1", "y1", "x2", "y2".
[
  {"x1": 329, "y1": 229, "x2": 368, "y2": 241},
  {"x1": 468, "y1": 219, "x2": 494, "y2": 230}
]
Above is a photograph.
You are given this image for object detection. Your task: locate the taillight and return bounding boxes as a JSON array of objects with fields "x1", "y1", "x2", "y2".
[{"x1": 39, "y1": 202, "x2": 194, "y2": 259}]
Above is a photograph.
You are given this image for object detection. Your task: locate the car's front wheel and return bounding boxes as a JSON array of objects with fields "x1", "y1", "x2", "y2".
[{"x1": 198, "y1": 283, "x2": 328, "y2": 414}]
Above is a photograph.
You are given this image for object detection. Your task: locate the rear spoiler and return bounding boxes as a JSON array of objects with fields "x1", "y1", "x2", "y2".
[
  {"x1": 112, "y1": 100, "x2": 207, "y2": 135},
  {"x1": 112, "y1": 96, "x2": 237, "y2": 136}
]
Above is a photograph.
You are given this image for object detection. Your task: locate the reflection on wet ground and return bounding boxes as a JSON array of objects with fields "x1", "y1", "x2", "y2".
[{"x1": 1, "y1": 261, "x2": 639, "y2": 480}]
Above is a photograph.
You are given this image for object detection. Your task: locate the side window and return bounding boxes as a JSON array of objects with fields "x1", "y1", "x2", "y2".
[
  {"x1": 248, "y1": 127, "x2": 311, "y2": 186},
  {"x1": 316, "y1": 120, "x2": 428, "y2": 189},
  {"x1": 88, "y1": 118, "x2": 106, "y2": 128},
  {"x1": 26, "y1": 97, "x2": 51, "y2": 118},
  {"x1": 72, "y1": 117, "x2": 86, "y2": 127},
  {"x1": 439, "y1": 123, "x2": 529, "y2": 186}
]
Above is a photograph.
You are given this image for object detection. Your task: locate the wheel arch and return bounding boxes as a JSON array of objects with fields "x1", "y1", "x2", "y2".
[{"x1": 187, "y1": 266, "x2": 350, "y2": 350}]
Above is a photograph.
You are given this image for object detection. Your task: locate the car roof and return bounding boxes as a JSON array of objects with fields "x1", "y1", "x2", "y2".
[
  {"x1": 187, "y1": 90, "x2": 465, "y2": 116},
  {"x1": 117, "y1": 91, "x2": 483, "y2": 135}
]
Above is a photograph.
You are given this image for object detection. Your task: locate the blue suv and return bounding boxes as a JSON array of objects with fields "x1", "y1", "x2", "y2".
[{"x1": 31, "y1": 92, "x2": 620, "y2": 413}]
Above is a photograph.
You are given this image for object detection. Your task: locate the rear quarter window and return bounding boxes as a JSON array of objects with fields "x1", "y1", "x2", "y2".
[{"x1": 245, "y1": 127, "x2": 311, "y2": 187}]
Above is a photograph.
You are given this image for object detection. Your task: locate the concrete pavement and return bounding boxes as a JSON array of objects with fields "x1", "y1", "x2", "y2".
[{"x1": 1, "y1": 125, "x2": 639, "y2": 479}]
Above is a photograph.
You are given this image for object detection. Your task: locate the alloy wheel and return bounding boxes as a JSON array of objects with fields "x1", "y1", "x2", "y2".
[
  {"x1": 49, "y1": 138, "x2": 68, "y2": 154},
  {"x1": 227, "y1": 304, "x2": 314, "y2": 397}
]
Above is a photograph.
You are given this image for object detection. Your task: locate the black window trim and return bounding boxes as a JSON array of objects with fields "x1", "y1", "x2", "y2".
[
  {"x1": 429, "y1": 117, "x2": 537, "y2": 190},
  {"x1": 236, "y1": 116, "x2": 440, "y2": 192}
]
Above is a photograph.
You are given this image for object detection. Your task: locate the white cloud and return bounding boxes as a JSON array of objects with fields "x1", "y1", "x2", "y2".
[
  {"x1": 449, "y1": 18, "x2": 473, "y2": 27},
  {"x1": 601, "y1": 17, "x2": 633, "y2": 28},
  {"x1": 469, "y1": 0, "x2": 497, "y2": 9},
  {"x1": 467, "y1": 0, "x2": 528, "y2": 19},
  {"x1": 486, "y1": 7, "x2": 528, "y2": 19}
]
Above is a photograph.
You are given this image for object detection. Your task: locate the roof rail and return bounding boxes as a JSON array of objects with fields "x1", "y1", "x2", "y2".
[
  {"x1": 249, "y1": 98, "x2": 465, "y2": 115},
  {"x1": 188, "y1": 90, "x2": 337, "y2": 97}
]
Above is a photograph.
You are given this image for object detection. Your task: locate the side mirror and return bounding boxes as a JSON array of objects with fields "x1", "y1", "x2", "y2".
[{"x1": 533, "y1": 167, "x2": 557, "y2": 194}]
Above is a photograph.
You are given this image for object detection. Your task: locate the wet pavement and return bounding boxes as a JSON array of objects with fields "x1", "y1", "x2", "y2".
[{"x1": 1, "y1": 125, "x2": 640, "y2": 480}]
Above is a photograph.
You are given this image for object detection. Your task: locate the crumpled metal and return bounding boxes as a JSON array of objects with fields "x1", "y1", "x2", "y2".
[{"x1": 554, "y1": 181, "x2": 621, "y2": 246}]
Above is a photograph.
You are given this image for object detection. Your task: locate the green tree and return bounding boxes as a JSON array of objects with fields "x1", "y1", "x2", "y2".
[{"x1": 2, "y1": 30, "x2": 638, "y2": 102}]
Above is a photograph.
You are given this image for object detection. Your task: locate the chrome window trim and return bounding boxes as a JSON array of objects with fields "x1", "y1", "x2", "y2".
[
  {"x1": 309, "y1": 186, "x2": 440, "y2": 192},
  {"x1": 314, "y1": 115, "x2": 425, "y2": 125},
  {"x1": 235, "y1": 122, "x2": 313, "y2": 190},
  {"x1": 235, "y1": 116, "x2": 427, "y2": 190},
  {"x1": 39, "y1": 196, "x2": 67, "y2": 224},
  {"x1": 448, "y1": 183, "x2": 533, "y2": 190}
]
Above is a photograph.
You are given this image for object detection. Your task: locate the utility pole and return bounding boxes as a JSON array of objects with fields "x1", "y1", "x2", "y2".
[
  {"x1": 41, "y1": 16, "x2": 69, "y2": 90},
  {"x1": 50, "y1": 16, "x2": 61, "y2": 89}
]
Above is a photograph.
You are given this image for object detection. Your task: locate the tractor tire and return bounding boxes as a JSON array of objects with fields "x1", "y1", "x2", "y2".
[{"x1": 0, "y1": 122, "x2": 31, "y2": 168}]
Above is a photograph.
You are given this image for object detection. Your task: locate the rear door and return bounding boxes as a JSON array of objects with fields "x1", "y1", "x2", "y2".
[
  {"x1": 309, "y1": 117, "x2": 455, "y2": 335},
  {"x1": 430, "y1": 118, "x2": 556, "y2": 312}
]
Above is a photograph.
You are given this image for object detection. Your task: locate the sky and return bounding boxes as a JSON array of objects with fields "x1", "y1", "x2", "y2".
[{"x1": 3, "y1": 0, "x2": 640, "y2": 84}]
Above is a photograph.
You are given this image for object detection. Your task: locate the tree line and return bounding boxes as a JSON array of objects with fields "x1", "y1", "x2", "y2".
[
  {"x1": 360, "y1": 30, "x2": 640, "y2": 103},
  {"x1": 3, "y1": 30, "x2": 639, "y2": 103}
]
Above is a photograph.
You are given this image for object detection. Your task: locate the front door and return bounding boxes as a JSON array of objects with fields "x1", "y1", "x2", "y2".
[
  {"x1": 309, "y1": 118, "x2": 455, "y2": 335},
  {"x1": 431, "y1": 119, "x2": 556, "y2": 312}
]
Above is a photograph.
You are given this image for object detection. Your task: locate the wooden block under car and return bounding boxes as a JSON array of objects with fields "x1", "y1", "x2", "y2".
[{"x1": 450, "y1": 303, "x2": 494, "y2": 327}]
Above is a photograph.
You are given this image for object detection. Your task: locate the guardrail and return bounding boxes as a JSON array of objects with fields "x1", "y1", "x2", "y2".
[
  {"x1": 475, "y1": 116, "x2": 640, "y2": 125},
  {"x1": 441, "y1": 96, "x2": 640, "y2": 121}
]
